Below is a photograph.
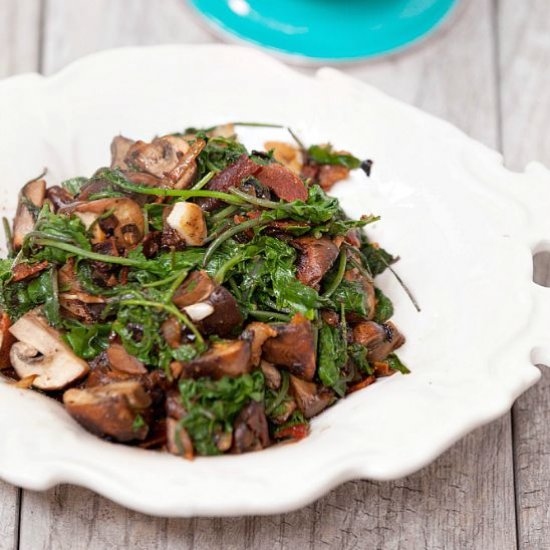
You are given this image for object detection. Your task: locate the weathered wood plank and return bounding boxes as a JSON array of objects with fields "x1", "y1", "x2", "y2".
[
  {"x1": 499, "y1": 2, "x2": 550, "y2": 548},
  {"x1": 0, "y1": 481, "x2": 19, "y2": 550},
  {"x1": 17, "y1": 0, "x2": 518, "y2": 549},
  {"x1": 499, "y1": 0, "x2": 550, "y2": 171},
  {"x1": 0, "y1": 0, "x2": 42, "y2": 78},
  {"x1": 0, "y1": 1, "x2": 43, "y2": 547}
]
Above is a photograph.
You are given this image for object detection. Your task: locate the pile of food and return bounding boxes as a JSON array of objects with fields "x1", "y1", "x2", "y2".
[{"x1": 0, "y1": 124, "x2": 407, "y2": 458}]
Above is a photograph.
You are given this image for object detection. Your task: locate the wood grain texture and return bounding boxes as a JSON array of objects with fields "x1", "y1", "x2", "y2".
[
  {"x1": 0, "y1": 1, "x2": 43, "y2": 547},
  {"x1": 0, "y1": 0, "x2": 42, "y2": 78},
  {"x1": 14, "y1": 1, "x2": 519, "y2": 549},
  {"x1": 0, "y1": 481, "x2": 19, "y2": 550},
  {"x1": 499, "y1": 3, "x2": 550, "y2": 548},
  {"x1": 498, "y1": 0, "x2": 550, "y2": 171}
]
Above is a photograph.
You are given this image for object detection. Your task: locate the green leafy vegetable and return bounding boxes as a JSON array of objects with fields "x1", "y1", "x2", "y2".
[
  {"x1": 179, "y1": 371, "x2": 265, "y2": 455},
  {"x1": 62, "y1": 319, "x2": 111, "y2": 359},
  {"x1": 374, "y1": 287, "x2": 394, "y2": 324},
  {"x1": 317, "y1": 322, "x2": 347, "y2": 396},
  {"x1": 386, "y1": 354, "x2": 410, "y2": 375},
  {"x1": 308, "y1": 144, "x2": 361, "y2": 169}
]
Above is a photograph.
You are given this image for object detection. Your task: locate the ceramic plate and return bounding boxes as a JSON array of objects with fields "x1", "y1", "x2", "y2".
[
  {"x1": 0, "y1": 45, "x2": 548, "y2": 517},
  {"x1": 188, "y1": 0, "x2": 459, "y2": 62}
]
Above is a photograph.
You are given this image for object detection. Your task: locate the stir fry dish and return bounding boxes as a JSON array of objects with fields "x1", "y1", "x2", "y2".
[{"x1": 0, "y1": 124, "x2": 408, "y2": 457}]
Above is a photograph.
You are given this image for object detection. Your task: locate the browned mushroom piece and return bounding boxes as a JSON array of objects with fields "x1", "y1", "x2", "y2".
[
  {"x1": 0, "y1": 313, "x2": 15, "y2": 369},
  {"x1": 264, "y1": 141, "x2": 302, "y2": 174},
  {"x1": 292, "y1": 237, "x2": 340, "y2": 289},
  {"x1": 163, "y1": 138, "x2": 205, "y2": 189},
  {"x1": 8, "y1": 309, "x2": 89, "y2": 390},
  {"x1": 317, "y1": 164, "x2": 351, "y2": 191},
  {"x1": 123, "y1": 135, "x2": 201, "y2": 189},
  {"x1": 106, "y1": 343, "x2": 147, "y2": 375},
  {"x1": 173, "y1": 271, "x2": 243, "y2": 337},
  {"x1": 241, "y1": 322, "x2": 277, "y2": 367},
  {"x1": 13, "y1": 177, "x2": 46, "y2": 250},
  {"x1": 289, "y1": 375, "x2": 334, "y2": 419},
  {"x1": 166, "y1": 417, "x2": 194, "y2": 458},
  {"x1": 352, "y1": 321, "x2": 405, "y2": 362},
  {"x1": 259, "y1": 360, "x2": 281, "y2": 390},
  {"x1": 110, "y1": 135, "x2": 135, "y2": 170},
  {"x1": 161, "y1": 317, "x2": 182, "y2": 349},
  {"x1": 262, "y1": 313, "x2": 316, "y2": 381},
  {"x1": 64, "y1": 197, "x2": 144, "y2": 249},
  {"x1": 165, "y1": 388, "x2": 186, "y2": 420},
  {"x1": 173, "y1": 270, "x2": 215, "y2": 306},
  {"x1": 178, "y1": 340, "x2": 251, "y2": 380},
  {"x1": 231, "y1": 401, "x2": 270, "y2": 454},
  {"x1": 344, "y1": 266, "x2": 376, "y2": 321},
  {"x1": 63, "y1": 381, "x2": 152, "y2": 442},
  {"x1": 46, "y1": 185, "x2": 74, "y2": 211}
]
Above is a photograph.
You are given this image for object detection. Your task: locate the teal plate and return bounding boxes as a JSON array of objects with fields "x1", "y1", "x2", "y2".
[{"x1": 188, "y1": 0, "x2": 459, "y2": 62}]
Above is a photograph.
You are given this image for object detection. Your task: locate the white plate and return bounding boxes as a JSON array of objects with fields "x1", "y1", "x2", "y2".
[{"x1": 0, "y1": 45, "x2": 548, "y2": 517}]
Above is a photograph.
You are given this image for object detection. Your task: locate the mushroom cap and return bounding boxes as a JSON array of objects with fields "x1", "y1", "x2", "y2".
[
  {"x1": 9, "y1": 309, "x2": 89, "y2": 390},
  {"x1": 64, "y1": 380, "x2": 151, "y2": 442},
  {"x1": 68, "y1": 197, "x2": 145, "y2": 249},
  {"x1": 0, "y1": 313, "x2": 15, "y2": 369}
]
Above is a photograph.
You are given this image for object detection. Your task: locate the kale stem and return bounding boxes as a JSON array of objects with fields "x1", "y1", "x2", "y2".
[
  {"x1": 214, "y1": 254, "x2": 244, "y2": 284},
  {"x1": 119, "y1": 299, "x2": 205, "y2": 349},
  {"x1": 191, "y1": 171, "x2": 216, "y2": 191},
  {"x1": 142, "y1": 272, "x2": 183, "y2": 288},
  {"x1": 229, "y1": 187, "x2": 285, "y2": 209},
  {"x1": 33, "y1": 239, "x2": 145, "y2": 267},
  {"x1": 202, "y1": 217, "x2": 268, "y2": 266},
  {"x1": 248, "y1": 310, "x2": 291, "y2": 322},
  {"x1": 110, "y1": 175, "x2": 244, "y2": 204},
  {"x1": 322, "y1": 250, "x2": 347, "y2": 298},
  {"x1": 209, "y1": 204, "x2": 239, "y2": 223},
  {"x1": 2, "y1": 217, "x2": 13, "y2": 257},
  {"x1": 266, "y1": 371, "x2": 290, "y2": 415},
  {"x1": 164, "y1": 270, "x2": 189, "y2": 303}
]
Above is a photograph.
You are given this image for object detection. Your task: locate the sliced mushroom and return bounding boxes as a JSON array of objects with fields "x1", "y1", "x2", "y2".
[
  {"x1": 110, "y1": 135, "x2": 135, "y2": 170},
  {"x1": 65, "y1": 197, "x2": 144, "y2": 249},
  {"x1": 242, "y1": 322, "x2": 277, "y2": 367},
  {"x1": 165, "y1": 388, "x2": 186, "y2": 419},
  {"x1": 161, "y1": 317, "x2": 182, "y2": 349},
  {"x1": 264, "y1": 141, "x2": 302, "y2": 174},
  {"x1": 231, "y1": 401, "x2": 270, "y2": 454},
  {"x1": 352, "y1": 321, "x2": 405, "y2": 362},
  {"x1": 125, "y1": 137, "x2": 182, "y2": 178},
  {"x1": 173, "y1": 271, "x2": 243, "y2": 337},
  {"x1": 260, "y1": 360, "x2": 281, "y2": 391},
  {"x1": 292, "y1": 237, "x2": 340, "y2": 289},
  {"x1": 318, "y1": 164, "x2": 351, "y2": 191},
  {"x1": 8, "y1": 309, "x2": 89, "y2": 390},
  {"x1": 63, "y1": 380, "x2": 151, "y2": 442},
  {"x1": 13, "y1": 177, "x2": 46, "y2": 249},
  {"x1": 289, "y1": 375, "x2": 334, "y2": 419},
  {"x1": 166, "y1": 417, "x2": 194, "y2": 459},
  {"x1": 46, "y1": 185, "x2": 74, "y2": 211},
  {"x1": 106, "y1": 343, "x2": 147, "y2": 375},
  {"x1": 262, "y1": 314, "x2": 316, "y2": 381},
  {"x1": 164, "y1": 138, "x2": 205, "y2": 189},
  {"x1": 0, "y1": 313, "x2": 15, "y2": 369},
  {"x1": 165, "y1": 202, "x2": 207, "y2": 246},
  {"x1": 178, "y1": 340, "x2": 251, "y2": 380}
]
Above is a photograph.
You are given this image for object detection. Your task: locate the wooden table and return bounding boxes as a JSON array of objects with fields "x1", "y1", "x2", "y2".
[{"x1": 1, "y1": 1, "x2": 549, "y2": 548}]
